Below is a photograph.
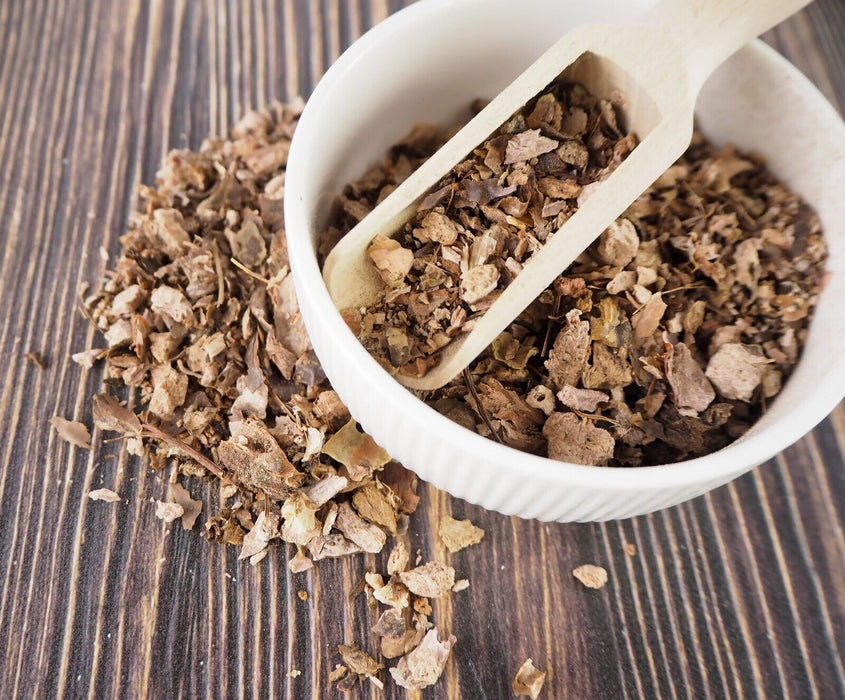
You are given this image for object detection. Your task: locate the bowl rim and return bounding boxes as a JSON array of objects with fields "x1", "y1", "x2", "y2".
[{"x1": 285, "y1": 0, "x2": 845, "y2": 494}]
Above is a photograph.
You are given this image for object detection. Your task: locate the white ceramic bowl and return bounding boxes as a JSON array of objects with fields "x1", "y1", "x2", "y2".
[{"x1": 285, "y1": 0, "x2": 845, "y2": 521}]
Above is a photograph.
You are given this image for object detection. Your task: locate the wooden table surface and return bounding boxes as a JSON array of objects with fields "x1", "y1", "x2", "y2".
[{"x1": 1, "y1": 1, "x2": 843, "y2": 698}]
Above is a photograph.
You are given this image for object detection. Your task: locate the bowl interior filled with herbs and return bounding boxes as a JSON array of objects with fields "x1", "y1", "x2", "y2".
[{"x1": 284, "y1": 0, "x2": 845, "y2": 521}]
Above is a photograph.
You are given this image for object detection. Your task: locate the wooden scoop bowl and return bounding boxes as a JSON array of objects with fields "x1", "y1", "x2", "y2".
[{"x1": 323, "y1": 0, "x2": 812, "y2": 391}]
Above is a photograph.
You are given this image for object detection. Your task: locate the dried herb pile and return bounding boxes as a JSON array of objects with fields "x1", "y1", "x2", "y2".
[
  {"x1": 324, "y1": 78, "x2": 637, "y2": 379},
  {"x1": 76, "y1": 100, "x2": 482, "y2": 692},
  {"x1": 81, "y1": 101, "x2": 420, "y2": 569},
  {"x1": 326, "y1": 110, "x2": 828, "y2": 467}
]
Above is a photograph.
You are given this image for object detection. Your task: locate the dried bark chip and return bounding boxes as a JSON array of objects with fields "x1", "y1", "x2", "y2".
[
  {"x1": 543, "y1": 412, "x2": 615, "y2": 466},
  {"x1": 304, "y1": 474, "x2": 348, "y2": 507},
  {"x1": 413, "y1": 211, "x2": 460, "y2": 245},
  {"x1": 372, "y1": 608, "x2": 408, "y2": 640},
  {"x1": 538, "y1": 176, "x2": 582, "y2": 200},
  {"x1": 89, "y1": 488, "x2": 121, "y2": 503},
  {"x1": 462, "y1": 178, "x2": 517, "y2": 205},
  {"x1": 582, "y1": 344, "x2": 632, "y2": 391},
  {"x1": 239, "y1": 511, "x2": 280, "y2": 561},
  {"x1": 504, "y1": 129, "x2": 559, "y2": 164},
  {"x1": 513, "y1": 658, "x2": 547, "y2": 699},
  {"x1": 367, "y1": 235, "x2": 414, "y2": 287},
  {"x1": 71, "y1": 348, "x2": 105, "y2": 369},
  {"x1": 389, "y1": 629, "x2": 456, "y2": 690},
  {"x1": 438, "y1": 515, "x2": 485, "y2": 553},
  {"x1": 151, "y1": 207, "x2": 191, "y2": 256},
  {"x1": 322, "y1": 419, "x2": 391, "y2": 480},
  {"x1": 170, "y1": 482, "x2": 202, "y2": 530},
  {"x1": 148, "y1": 364, "x2": 189, "y2": 419},
  {"x1": 591, "y1": 297, "x2": 632, "y2": 349},
  {"x1": 387, "y1": 540, "x2": 411, "y2": 576},
  {"x1": 309, "y1": 532, "x2": 364, "y2": 561},
  {"x1": 561, "y1": 107, "x2": 588, "y2": 136},
  {"x1": 217, "y1": 417, "x2": 301, "y2": 500},
  {"x1": 328, "y1": 665, "x2": 348, "y2": 683},
  {"x1": 230, "y1": 219, "x2": 267, "y2": 267},
  {"x1": 50, "y1": 416, "x2": 92, "y2": 450},
  {"x1": 413, "y1": 597, "x2": 433, "y2": 615},
  {"x1": 334, "y1": 502, "x2": 387, "y2": 554},
  {"x1": 572, "y1": 564, "x2": 608, "y2": 589},
  {"x1": 398, "y1": 561, "x2": 456, "y2": 598},
  {"x1": 557, "y1": 139, "x2": 590, "y2": 170},
  {"x1": 289, "y1": 547, "x2": 313, "y2": 574},
  {"x1": 337, "y1": 643, "x2": 383, "y2": 679},
  {"x1": 155, "y1": 499, "x2": 184, "y2": 523},
  {"x1": 597, "y1": 219, "x2": 639, "y2": 266},
  {"x1": 460, "y1": 264, "x2": 500, "y2": 304},
  {"x1": 244, "y1": 139, "x2": 290, "y2": 177},
  {"x1": 556, "y1": 385, "x2": 609, "y2": 413},
  {"x1": 280, "y1": 491, "x2": 320, "y2": 546},
  {"x1": 150, "y1": 285, "x2": 195, "y2": 326},
  {"x1": 372, "y1": 578, "x2": 411, "y2": 609},
  {"x1": 352, "y1": 481, "x2": 399, "y2": 534},
  {"x1": 666, "y1": 342, "x2": 715, "y2": 413},
  {"x1": 546, "y1": 310, "x2": 591, "y2": 389},
  {"x1": 525, "y1": 385, "x2": 556, "y2": 416},
  {"x1": 705, "y1": 343, "x2": 769, "y2": 401},
  {"x1": 632, "y1": 292, "x2": 667, "y2": 339}
]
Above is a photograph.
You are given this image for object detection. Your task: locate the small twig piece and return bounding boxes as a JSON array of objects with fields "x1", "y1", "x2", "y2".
[
  {"x1": 463, "y1": 368, "x2": 503, "y2": 444},
  {"x1": 230, "y1": 257, "x2": 271, "y2": 284},
  {"x1": 141, "y1": 423, "x2": 226, "y2": 479}
]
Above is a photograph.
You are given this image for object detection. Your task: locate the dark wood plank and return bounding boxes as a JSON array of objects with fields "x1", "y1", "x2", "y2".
[{"x1": 0, "y1": 1, "x2": 843, "y2": 698}]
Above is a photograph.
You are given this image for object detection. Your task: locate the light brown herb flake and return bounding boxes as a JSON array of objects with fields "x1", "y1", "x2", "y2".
[
  {"x1": 513, "y1": 658, "x2": 547, "y2": 699},
  {"x1": 337, "y1": 643, "x2": 383, "y2": 680},
  {"x1": 89, "y1": 488, "x2": 122, "y2": 503},
  {"x1": 239, "y1": 511, "x2": 280, "y2": 561},
  {"x1": 322, "y1": 418, "x2": 391, "y2": 480},
  {"x1": 572, "y1": 564, "x2": 609, "y2": 589},
  {"x1": 170, "y1": 482, "x2": 202, "y2": 530},
  {"x1": 666, "y1": 342, "x2": 715, "y2": 413},
  {"x1": 389, "y1": 629, "x2": 456, "y2": 690},
  {"x1": 543, "y1": 413, "x2": 615, "y2": 466},
  {"x1": 334, "y1": 502, "x2": 387, "y2": 554},
  {"x1": 155, "y1": 499, "x2": 184, "y2": 523},
  {"x1": 705, "y1": 343, "x2": 769, "y2": 401},
  {"x1": 367, "y1": 235, "x2": 414, "y2": 287},
  {"x1": 50, "y1": 416, "x2": 92, "y2": 450},
  {"x1": 438, "y1": 515, "x2": 485, "y2": 553},
  {"x1": 398, "y1": 561, "x2": 456, "y2": 598}
]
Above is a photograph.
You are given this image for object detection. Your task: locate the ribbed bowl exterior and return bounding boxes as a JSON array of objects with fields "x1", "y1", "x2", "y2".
[{"x1": 296, "y1": 278, "x2": 750, "y2": 522}]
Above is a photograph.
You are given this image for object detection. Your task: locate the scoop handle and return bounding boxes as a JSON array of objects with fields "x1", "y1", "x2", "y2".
[{"x1": 648, "y1": 0, "x2": 813, "y2": 93}]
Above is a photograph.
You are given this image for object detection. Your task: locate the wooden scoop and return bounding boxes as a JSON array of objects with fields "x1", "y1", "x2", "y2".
[{"x1": 323, "y1": 0, "x2": 812, "y2": 391}]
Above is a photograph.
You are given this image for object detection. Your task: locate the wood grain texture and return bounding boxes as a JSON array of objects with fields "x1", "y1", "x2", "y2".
[{"x1": 0, "y1": 1, "x2": 843, "y2": 697}]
